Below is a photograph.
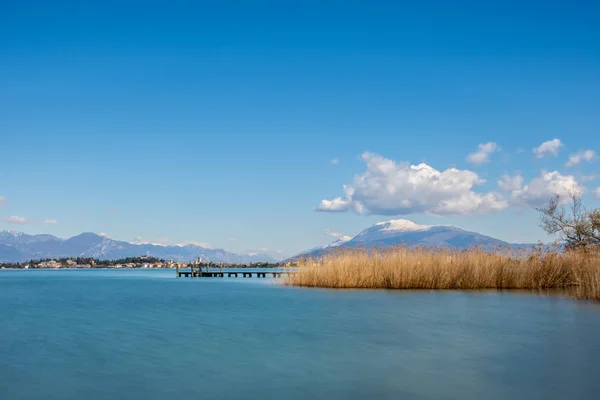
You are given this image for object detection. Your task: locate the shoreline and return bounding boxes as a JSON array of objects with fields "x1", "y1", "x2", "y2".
[{"x1": 0, "y1": 266, "x2": 287, "y2": 271}]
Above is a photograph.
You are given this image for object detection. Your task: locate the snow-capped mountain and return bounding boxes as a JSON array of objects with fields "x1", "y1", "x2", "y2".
[
  {"x1": 298, "y1": 235, "x2": 353, "y2": 256},
  {"x1": 326, "y1": 235, "x2": 353, "y2": 247},
  {"x1": 0, "y1": 231, "x2": 278, "y2": 263},
  {"x1": 291, "y1": 219, "x2": 530, "y2": 260},
  {"x1": 350, "y1": 220, "x2": 432, "y2": 244}
]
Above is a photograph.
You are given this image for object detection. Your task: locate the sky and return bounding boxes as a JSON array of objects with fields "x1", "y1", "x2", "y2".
[{"x1": 1, "y1": 1, "x2": 599, "y2": 258}]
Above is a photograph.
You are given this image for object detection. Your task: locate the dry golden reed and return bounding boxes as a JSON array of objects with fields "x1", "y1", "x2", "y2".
[{"x1": 285, "y1": 246, "x2": 600, "y2": 301}]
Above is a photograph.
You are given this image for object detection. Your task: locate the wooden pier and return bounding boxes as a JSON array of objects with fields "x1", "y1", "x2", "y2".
[{"x1": 176, "y1": 267, "x2": 292, "y2": 279}]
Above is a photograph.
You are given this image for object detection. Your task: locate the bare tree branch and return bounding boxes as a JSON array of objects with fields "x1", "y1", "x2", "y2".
[{"x1": 537, "y1": 192, "x2": 600, "y2": 249}]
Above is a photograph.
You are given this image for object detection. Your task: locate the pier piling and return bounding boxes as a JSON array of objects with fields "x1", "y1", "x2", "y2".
[{"x1": 176, "y1": 269, "x2": 293, "y2": 279}]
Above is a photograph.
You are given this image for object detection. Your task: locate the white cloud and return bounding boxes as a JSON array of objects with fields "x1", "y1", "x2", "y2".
[
  {"x1": 565, "y1": 149, "x2": 596, "y2": 167},
  {"x1": 0, "y1": 196, "x2": 5, "y2": 207},
  {"x1": 533, "y1": 138, "x2": 563, "y2": 158},
  {"x1": 324, "y1": 228, "x2": 346, "y2": 238},
  {"x1": 466, "y1": 142, "x2": 499, "y2": 165},
  {"x1": 581, "y1": 175, "x2": 598, "y2": 182},
  {"x1": 510, "y1": 171, "x2": 581, "y2": 207},
  {"x1": 498, "y1": 174, "x2": 524, "y2": 191},
  {"x1": 1, "y1": 216, "x2": 28, "y2": 224},
  {"x1": 134, "y1": 236, "x2": 173, "y2": 246},
  {"x1": 315, "y1": 196, "x2": 353, "y2": 212},
  {"x1": 177, "y1": 240, "x2": 213, "y2": 248},
  {"x1": 594, "y1": 187, "x2": 600, "y2": 200},
  {"x1": 0, "y1": 216, "x2": 58, "y2": 225},
  {"x1": 330, "y1": 158, "x2": 340, "y2": 165},
  {"x1": 315, "y1": 152, "x2": 508, "y2": 216}
]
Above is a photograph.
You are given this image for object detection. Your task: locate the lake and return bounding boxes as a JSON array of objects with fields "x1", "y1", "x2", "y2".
[{"x1": 1, "y1": 269, "x2": 600, "y2": 400}]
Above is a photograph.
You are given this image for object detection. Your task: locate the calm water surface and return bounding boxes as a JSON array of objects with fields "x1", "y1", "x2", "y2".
[{"x1": 1, "y1": 269, "x2": 600, "y2": 400}]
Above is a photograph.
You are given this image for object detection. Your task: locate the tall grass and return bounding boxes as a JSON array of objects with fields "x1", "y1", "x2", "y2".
[{"x1": 286, "y1": 246, "x2": 600, "y2": 301}]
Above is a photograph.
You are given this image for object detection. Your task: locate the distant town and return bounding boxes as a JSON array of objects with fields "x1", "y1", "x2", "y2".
[{"x1": 0, "y1": 256, "x2": 286, "y2": 270}]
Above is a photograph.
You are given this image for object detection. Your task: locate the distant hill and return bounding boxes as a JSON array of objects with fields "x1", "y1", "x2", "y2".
[
  {"x1": 0, "y1": 231, "x2": 277, "y2": 263},
  {"x1": 291, "y1": 219, "x2": 535, "y2": 260}
]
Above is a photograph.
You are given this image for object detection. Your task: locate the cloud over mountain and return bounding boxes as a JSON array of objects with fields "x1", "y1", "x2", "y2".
[
  {"x1": 324, "y1": 228, "x2": 346, "y2": 238},
  {"x1": 315, "y1": 152, "x2": 508, "y2": 216}
]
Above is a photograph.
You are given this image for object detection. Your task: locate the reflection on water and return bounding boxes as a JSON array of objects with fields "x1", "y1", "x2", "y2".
[{"x1": 1, "y1": 270, "x2": 599, "y2": 400}]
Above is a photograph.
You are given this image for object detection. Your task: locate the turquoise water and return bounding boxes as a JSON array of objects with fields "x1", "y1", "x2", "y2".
[{"x1": 1, "y1": 270, "x2": 600, "y2": 400}]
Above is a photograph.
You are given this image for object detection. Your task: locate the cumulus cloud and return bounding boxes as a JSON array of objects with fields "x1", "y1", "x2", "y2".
[
  {"x1": 315, "y1": 152, "x2": 508, "y2": 216},
  {"x1": 509, "y1": 171, "x2": 581, "y2": 207},
  {"x1": 0, "y1": 216, "x2": 58, "y2": 225},
  {"x1": 330, "y1": 158, "x2": 340, "y2": 165},
  {"x1": 498, "y1": 174, "x2": 524, "y2": 191},
  {"x1": 533, "y1": 138, "x2": 563, "y2": 158},
  {"x1": 466, "y1": 142, "x2": 499, "y2": 165},
  {"x1": 594, "y1": 187, "x2": 600, "y2": 200},
  {"x1": 565, "y1": 150, "x2": 596, "y2": 167},
  {"x1": 315, "y1": 195, "x2": 353, "y2": 212}
]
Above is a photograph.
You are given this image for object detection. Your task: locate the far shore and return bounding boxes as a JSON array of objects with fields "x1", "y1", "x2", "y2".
[{"x1": 1, "y1": 265, "x2": 287, "y2": 270}]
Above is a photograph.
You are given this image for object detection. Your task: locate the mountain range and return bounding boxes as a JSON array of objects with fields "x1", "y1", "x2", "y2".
[
  {"x1": 1, "y1": 219, "x2": 538, "y2": 264},
  {"x1": 0, "y1": 231, "x2": 277, "y2": 263},
  {"x1": 292, "y1": 219, "x2": 535, "y2": 260}
]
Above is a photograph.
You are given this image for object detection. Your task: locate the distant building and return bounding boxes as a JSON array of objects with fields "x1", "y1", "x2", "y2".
[{"x1": 39, "y1": 260, "x2": 61, "y2": 269}]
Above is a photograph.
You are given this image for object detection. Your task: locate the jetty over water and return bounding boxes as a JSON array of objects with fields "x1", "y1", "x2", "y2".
[{"x1": 176, "y1": 265, "x2": 293, "y2": 279}]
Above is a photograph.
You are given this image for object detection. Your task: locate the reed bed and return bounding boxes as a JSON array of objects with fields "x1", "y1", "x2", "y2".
[{"x1": 285, "y1": 247, "x2": 600, "y2": 301}]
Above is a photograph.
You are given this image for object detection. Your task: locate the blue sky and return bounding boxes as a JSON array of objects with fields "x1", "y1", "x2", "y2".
[{"x1": 1, "y1": 1, "x2": 599, "y2": 258}]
